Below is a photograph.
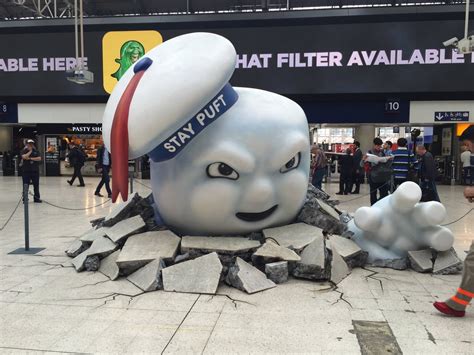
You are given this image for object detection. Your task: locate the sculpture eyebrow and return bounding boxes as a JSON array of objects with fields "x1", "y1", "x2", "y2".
[
  {"x1": 195, "y1": 143, "x2": 256, "y2": 173},
  {"x1": 271, "y1": 135, "x2": 308, "y2": 169}
]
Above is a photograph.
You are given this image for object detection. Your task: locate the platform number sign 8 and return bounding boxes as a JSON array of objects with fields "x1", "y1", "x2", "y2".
[
  {"x1": 1, "y1": 104, "x2": 7, "y2": 113},
  {"x1": 385, "y1": 100, "x2": 400, "y2": 114}
]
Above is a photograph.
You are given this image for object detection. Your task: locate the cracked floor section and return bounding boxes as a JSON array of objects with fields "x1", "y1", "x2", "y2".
[{"x1": 0, "y1": 176, "x2": 473, "y2": 354}]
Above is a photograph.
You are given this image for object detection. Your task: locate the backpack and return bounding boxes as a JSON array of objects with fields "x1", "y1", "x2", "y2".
[{"x1": 368, "y1": 150, "x2": 392, "y2": 183}]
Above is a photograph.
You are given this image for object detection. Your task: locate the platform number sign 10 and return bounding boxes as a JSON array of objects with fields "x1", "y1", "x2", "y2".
[{"x1": 385, "y1": 100, "x2": 400, "y2": 114}]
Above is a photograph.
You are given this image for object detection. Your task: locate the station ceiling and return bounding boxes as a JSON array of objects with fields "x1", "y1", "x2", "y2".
[{"x1": 0, "y1": 0, "x2": 471, "y2": 20}]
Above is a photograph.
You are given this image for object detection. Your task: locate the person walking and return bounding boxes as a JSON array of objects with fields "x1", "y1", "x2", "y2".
[
  {"x1": 67, "y1": 142, "x2": 86, "y2": 187},
  {"x1": 95, "y1": 144, "x2": 112, "y2": 198},
  {"x1": 391, "y1": 137, "x2": 418, "y2": 191},
  {"x1": 434, "y1": 125, "x2": 474, "y2": 317},
  {"x1": 351, "y1": 141, "x2": 364, "y2": 194},
  {"x1": 416, "y1": 145, "x2": 440, "y2": 202},
  {"x1": 337, "y1": 148, "x2": 354, "y2": 195},
  {"x1": 460, "y1": 144, "x2": 472, "y2": 186},
  {"x1": 363, "y1": 137, "x2": 393, "y2": 205},
  {"x1": 311, "y1": 144, "x2": 327, "y2": 190},
  {"x1": 20, "y1": 139, "x2": 42, "y2": 203}
]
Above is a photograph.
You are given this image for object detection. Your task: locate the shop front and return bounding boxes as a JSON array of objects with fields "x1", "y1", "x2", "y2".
[{"x1": 37, "y1": 124, "x2": 102, "y2": 176}]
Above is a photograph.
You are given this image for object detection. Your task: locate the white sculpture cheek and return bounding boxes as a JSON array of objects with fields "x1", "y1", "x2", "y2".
[
  {"x1": 188, "y1": 180, "x2": 242, "y2": 232},
  {"x1": 276, "y1": 168, "x2": 310, "y2": 221}
]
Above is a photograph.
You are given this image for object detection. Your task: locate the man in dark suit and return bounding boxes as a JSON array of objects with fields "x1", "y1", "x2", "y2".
[
  {"x1": 94, "y1": 144, "x2": 112, "y2": 198},
  {"x1": 337, "y1": 148, "x2": 354, "y2": 195},
  {"x1": 21, "y1": 139, "x2": 42, "y2": 203},
  {"x1": 351, "y1": 141, "x2": 364, "y2": 194}
]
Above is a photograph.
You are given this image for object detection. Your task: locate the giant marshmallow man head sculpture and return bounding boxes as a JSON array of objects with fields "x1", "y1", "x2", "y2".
[{"x1": 102, "y1": 33, "x2": 310, "y2": 235}]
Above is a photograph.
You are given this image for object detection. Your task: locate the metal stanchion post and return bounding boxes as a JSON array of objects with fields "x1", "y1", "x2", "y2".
[
  {"x1": 8, "y1": 184, "x2": 45, "y2": 255},
  {"x1": 23, "y1": 184, "x2": 30, "y2": 251},
  {"x1": 130, "y1": 173, "x2": 134, "y2": 194},
  {"x1": 451, "y1": 160, "x2": 456, "y2": 186}
]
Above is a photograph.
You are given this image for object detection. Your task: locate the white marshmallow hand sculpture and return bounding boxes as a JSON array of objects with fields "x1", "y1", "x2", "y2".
[
  {"x1": 347, "y1": 181, "x2": 454, "y2": 261},
  {"x1": 102, "y1": 33, "x2": 310, "y2": 235}
]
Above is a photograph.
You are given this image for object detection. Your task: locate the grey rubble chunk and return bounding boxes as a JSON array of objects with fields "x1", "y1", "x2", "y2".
[
  {"x1": 80, "y1": 227, "x2": 110, "y2": 243},
  {"x1": 297, "y1": 198, "x2": 347, "y2": 235},
  {"x1": 265, "y1": 261, "x2": 289, "y2": 284},
  {"x1": 433, "y1": 248, "x2": 463, "y2": 275},
  {"x1": 330, "y1": 249, "x2": 350, "y2": 285},
  {"x1": 162, "y1": 252, "x2": 222, "y2": 294},
  {"x1": 105, "y1": 215, "x2": 146, "y2": 244},
  {"x1": 292, "y1": 235, "x2": 331, "y2": 281},
  {"x1": 127, "y1": 259, "x2": 166, "y2": 292},
  {"x1": 102, "y1": 192, "x2": 140, "y2": 226},
  {"x1": 117, "y1": 230, "x2": 180, "y2": 273},
  {"x1": 99, "y1": 250, "x2": 120, "y2": 280},
  {"x1": 72, "y1": 236, "x2": 117, "y2": 271},
  {"x1": 251, "y1": 242, "x2": 300, "y2": 268},
  {"x1": 369, "y1": 258, "x2": 408, "y2": 270},
  {"x1": 328, "y1": 235, "x2": 367, "y2": 268},
  {"x1": 263, "y1": 223, "x2": 324, "y2": 252},
  {"x1": 226, "y1": 257, "x2": 276, "y2": 294},
  {"x1": 84, "y1": 255, "x2": 100, "y2": 271},
  {"x1": 315, "y1": 198, "x2": 340, "y2": 220},
  {"x1": 65, "y1": 239, "x2": 87, "y2": 257},
  {"x1": 408, "y1": 249, "x2": 434, "y2": 273},
  {"x1": 181, "y1": 236, "x2": 260, "y2": 255}
]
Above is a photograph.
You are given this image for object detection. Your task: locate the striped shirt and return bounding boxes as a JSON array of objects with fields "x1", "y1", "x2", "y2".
[{"x1": 392, "y1": 147, "x2": 418, "y2": 180}]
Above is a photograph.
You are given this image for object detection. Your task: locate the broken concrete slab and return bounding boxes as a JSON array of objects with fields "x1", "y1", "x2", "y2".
[
  {"x1": 369, "y1": 258, "x2": 408, "y2": 270},
  {"x1": 330, "y1": 249, "x2": 350, "y2": 285},
  {"x1": 84, "y1": 255, "x2": 100, "y2": 271},
  {"x1": 162, "y1": 252, "x2": 222, "y2": 294},
  {"x1": 105, "y1": 215, "x2": 146, "y2": 244},
  {"x1": 265, "y1": 261, "x2": 288, "y2": 284},
  {"x1": 292, "y1": 235, "x2": 331, "y2": 280},
  {"x1": 80, "y1": 227, "x2": 110, "y2": 243},
  {"x1": 263, "y1": 223, "x2": 324, "y2": 252},
  {"x1": 251, "y1": 242, "x2": 300, "y2": 269},
  {"x1": 328, "y1": 235, "x2": 368, "y2": 268},
  {"x1": 316, "y1": 197, "x2": 340, "y2": 220},
  {"x1": 117, "y1": 230, "x2": 180, "y2": 273},
  {"x1": 181, "y1": 236, "x2": 260, "y2": 255},
  {"x1": 65, "y1": 239, "x2": 87, "y2": 257},
  {"x1": 226, "y1": 257, "x2": 276, "y2": 294},
  {"x1": 433, "y1": 248, "x2": 463, "y2": 275},
  {"x1": 408, "y1": 249, "x2": 434, "y2": 273},
  {"x1": 127, "y1": 259, "x2": 166, "y2": 292},
  {"x1": 72, "y1": 236, "x2": 118, "y2": 272},
  {"x1": 296, "y1": 199, "x2": 347, "y2": 235},
  {"x1": 103, "y1": 192, "x2": 140, "y2": 227},
  {"x1": 98, "y1": 250, "x2": 120, "y2": 280}
]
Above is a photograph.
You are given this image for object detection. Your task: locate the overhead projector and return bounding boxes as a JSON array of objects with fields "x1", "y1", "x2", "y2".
[{"x1": 66, "y1": 67, "x2": 94, "y2": 84}]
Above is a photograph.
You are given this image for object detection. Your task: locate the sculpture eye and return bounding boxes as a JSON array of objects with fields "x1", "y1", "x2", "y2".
[
  {"x1": 280, "y1": 153, "x2": 301, "y2": 173},
  {"x1": 207, "y1": 162, "x2": 239, "y2": 180}
]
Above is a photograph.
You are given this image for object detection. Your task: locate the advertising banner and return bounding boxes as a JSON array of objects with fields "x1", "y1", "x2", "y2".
[{"x1": 0, "y1": 19, "x2": 473, "y2": 97}]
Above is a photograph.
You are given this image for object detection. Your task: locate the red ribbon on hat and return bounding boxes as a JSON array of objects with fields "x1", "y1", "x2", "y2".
[{"x1": 110, "y1": 58, "x2": 152, "y2": 202}]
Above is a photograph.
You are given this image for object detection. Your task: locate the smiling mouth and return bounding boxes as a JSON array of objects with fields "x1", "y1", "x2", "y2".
[{"x1": 236, "y1": 205, "x2": 278, "y2": 222}]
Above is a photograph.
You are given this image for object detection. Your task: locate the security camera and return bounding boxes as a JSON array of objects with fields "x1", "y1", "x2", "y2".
[{"x1": 443, "y1": 37, "x2": 458, "y2": 47}]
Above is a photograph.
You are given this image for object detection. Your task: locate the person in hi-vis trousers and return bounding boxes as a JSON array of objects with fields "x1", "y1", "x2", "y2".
[{"x1": 434, "y1": 125, "x2": 474, "y2": 317}]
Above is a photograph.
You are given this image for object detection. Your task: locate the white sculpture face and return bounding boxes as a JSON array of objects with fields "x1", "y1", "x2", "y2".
[{"x1": 151, "y1": 87, "x2": 310, "y2": 235}]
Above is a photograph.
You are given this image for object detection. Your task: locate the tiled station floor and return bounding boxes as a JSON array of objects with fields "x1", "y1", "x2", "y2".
[{"x1": 0, "y1": 176, "x2": 473, "y2": 354}]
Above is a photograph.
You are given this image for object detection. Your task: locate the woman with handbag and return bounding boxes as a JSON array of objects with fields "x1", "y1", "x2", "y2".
[{"x1": 362, "y1": 138, "x2": 393, "y2": 205}]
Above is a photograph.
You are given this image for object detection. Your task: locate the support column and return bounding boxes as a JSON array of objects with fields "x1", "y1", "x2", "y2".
[{"x1": 354, "y1": 125, "x2": 376, "y2": 153}]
